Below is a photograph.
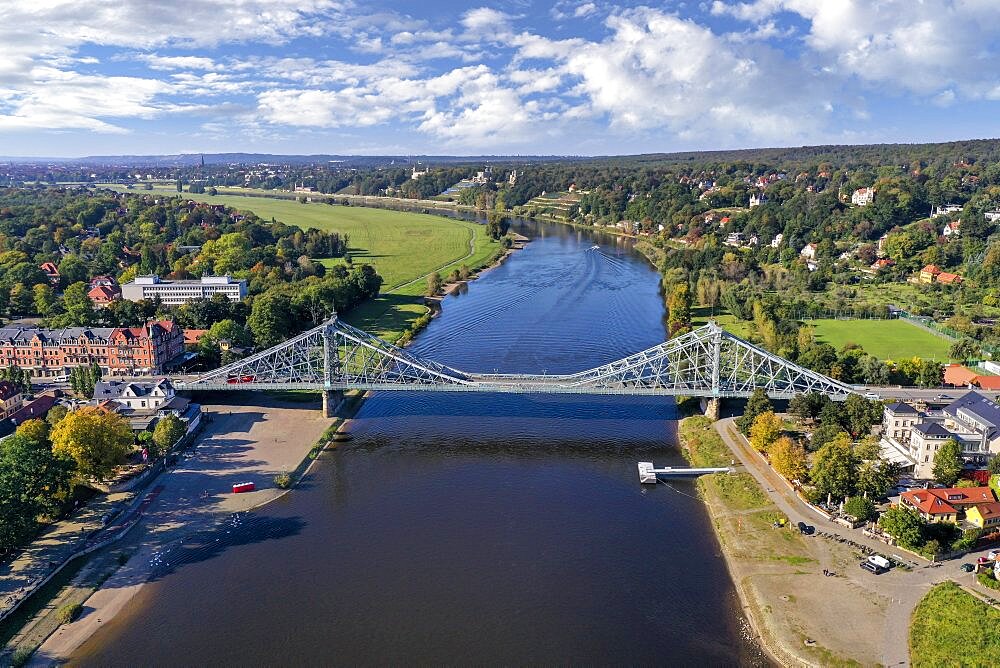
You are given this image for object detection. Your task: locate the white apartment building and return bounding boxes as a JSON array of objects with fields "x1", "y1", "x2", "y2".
[
  {"x1": 851, "y1": 187, "x2": 875, "y2": 206},
  {"x1": 880, "y1": 393, "x2": 1000, "y2": 478},
  {"x1": 121, "y1": 275, "x2": 247, "y2": 304}
]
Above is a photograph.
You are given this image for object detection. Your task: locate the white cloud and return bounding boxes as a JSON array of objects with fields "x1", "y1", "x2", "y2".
[
  {"x1": 711, "y1": 0, "x2": 1000, "y2": 97},
  {"x1": 141, "y1": 55, "x2": 219, "y2": 71}
]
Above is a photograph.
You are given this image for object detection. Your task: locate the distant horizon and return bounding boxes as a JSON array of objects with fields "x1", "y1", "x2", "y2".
[{"x1": 5, "y1": 135, "x2": 1000, "y2": 163}]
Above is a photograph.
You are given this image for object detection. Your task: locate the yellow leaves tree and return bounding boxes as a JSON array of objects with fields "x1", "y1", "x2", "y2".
[
  {"x1": 768, "y1": 436, "x2": 808, "y2": 482},
  {"x1": 15, "y1": 418, "x2": 50, "y2": 446},
  {"x1": 50, "y1": 407, "x2": 134, "y2": 482},
  {"x1": 749, "y1": 410, "x2": 783, "y2": 453}
]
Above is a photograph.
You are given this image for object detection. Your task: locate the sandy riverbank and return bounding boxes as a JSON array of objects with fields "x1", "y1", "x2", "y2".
[
  {"x1": 677, "y1": 416, "x2": 890, "y2": 667},
  {"x1": 26, "y1": 396, "x2": 342, "y2": 665}
]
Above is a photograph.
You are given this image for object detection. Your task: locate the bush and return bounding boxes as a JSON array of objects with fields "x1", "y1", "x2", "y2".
[
  {"x1": 844, "y1": 496, "x2": 876, "y2": 522},
  {"x1": 978, "y1": 571, "x2": 1000, "y2": 590},
  {"x1": 11, "y1": 648, "x2": 32, "y2": 667},
  {"x1": 273, "y1": 472, "x2": 292, "y2": 489},
  {"x1": 56, "y1": 602, "x2": 82, "y2": 625}
]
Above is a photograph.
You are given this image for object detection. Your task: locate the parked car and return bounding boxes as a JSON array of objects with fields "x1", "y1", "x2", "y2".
[
  {"x1": 861, "y1": 561, "x2": 887, "y2": 574},
  {"x1": 960, "y1": 563, "x2": 975, "y2": 573},
  {"x1": 988, "y1": 549, "x2": 1000, "y2": 561},
  {"x1": 797, "y1": 521, "x2": 815, "y2": 535}
]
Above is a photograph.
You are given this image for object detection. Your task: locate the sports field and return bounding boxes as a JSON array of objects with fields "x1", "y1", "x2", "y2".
[
  {"x1": 105, "y1": 186, "x2": 500, "y2": 340},
  {"x1": 807, "y1": 318, "x2": 953, "y2": 361}
]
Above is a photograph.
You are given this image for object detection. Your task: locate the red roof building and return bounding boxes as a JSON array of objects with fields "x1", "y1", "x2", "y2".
[
  {"x1": 937, "y1": 272, "x2": 963, "y2": 285},
  {"x1": 88, "y1": 285, "x2": 121, "y2": 308},
  {"x1": 900, "y1": 486, "x2": 997, "y2": 523}
]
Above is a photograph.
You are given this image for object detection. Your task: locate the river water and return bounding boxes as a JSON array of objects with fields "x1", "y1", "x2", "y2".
[{"x1": 75, "y1": 220, "x2": 764, "y2": 665}]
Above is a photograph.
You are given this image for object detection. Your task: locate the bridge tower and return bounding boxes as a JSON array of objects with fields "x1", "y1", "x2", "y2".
[{"x1": 322, "y1": 311, "x2": 344, "y2": 418}]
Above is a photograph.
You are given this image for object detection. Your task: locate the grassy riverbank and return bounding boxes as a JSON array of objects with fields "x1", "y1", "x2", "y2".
[
  {"x1": 678, "y1": 417, "x2": 875, "y2": 667},
  {"x1": 909, "y1": 581, "x2": 1000, "y2": 667}
]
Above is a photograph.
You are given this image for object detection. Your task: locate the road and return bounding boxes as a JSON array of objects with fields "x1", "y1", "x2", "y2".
[{"x1": 714, "y1": 417, "x2": 1000, "y2": 667}]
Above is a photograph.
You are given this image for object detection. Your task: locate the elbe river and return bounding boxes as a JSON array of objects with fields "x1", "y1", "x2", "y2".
[{"x1": 76, "y1": 219, "x2": 765, "y2": 665}]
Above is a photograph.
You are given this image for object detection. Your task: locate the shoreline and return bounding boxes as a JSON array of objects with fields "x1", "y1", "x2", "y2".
[{"x1": 675, "y1": 420, "x2": 790, "y2": 667}]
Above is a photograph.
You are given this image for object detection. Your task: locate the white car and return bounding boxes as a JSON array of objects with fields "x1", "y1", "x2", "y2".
[{"x1": 989, "y1": 549, "x2": 1000, "y2": 561}]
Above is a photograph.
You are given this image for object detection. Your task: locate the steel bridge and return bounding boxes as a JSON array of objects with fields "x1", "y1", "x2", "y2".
[{"x1": 174, "y1": 316, "x2": 854, "y2": 402}]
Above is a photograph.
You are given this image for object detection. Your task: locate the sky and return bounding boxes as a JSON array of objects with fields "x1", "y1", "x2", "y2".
[{"x1": 3, "y1": 0, "x2": 1000, "y2": 157}]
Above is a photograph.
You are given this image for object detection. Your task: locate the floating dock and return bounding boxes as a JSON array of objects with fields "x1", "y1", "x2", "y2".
[{"x1": 637, "y1": 462, "x2": 732, "y2": 484}]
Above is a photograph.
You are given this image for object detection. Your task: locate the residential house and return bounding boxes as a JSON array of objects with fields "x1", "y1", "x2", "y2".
[
  {"x1": 942, "y1": 220, "x2": 961, "y2": 237},
  {"x1": 40, "y1": 262, "x2": 60, "y2": 286},
  {"x1": 800, "y1": 243, "x2": 818, "y2": 261},
  {"x1": 871, "y1": 258, "x2": 895, "y2": 272},
  {"x1": 0, "y1": 381, "x2": 22, "y2": 419},
  {"x1": 985, "y1": 210, "x2": 1000, "y2": 223},
  {"x1": 919, "y1": 265, "x2": 942, "y2": 284},
  {"x1": 88, "y1": 284, "x2": 121, "y2": 308},
  {"x1": 770, "y1": 233, "x2": 783, "y2": 248},
  {"x1": 183, "y1": 329, "x2": 208, "y2": 347},
  {"x1": 966, "y1": 501, "x2": 1000, "y2": 529},
  {"x1": 0, "y1": 394, "x2": 59, "y2": 436},
  {"x1": 899, "y1": 486, "x2": 997, "y2": 524},
  {"x1": 93, "y1": 378, "x2": 201, "y2": 432},
  {"x1": 851, "y1": 187, "x2": 875, "y2": 206},
  {"x1": 932, "y1": 204, "x2": 963, "y2": 218},
  {"x1": 937, "y1": 272, "x2": 963, "y2": 285}
]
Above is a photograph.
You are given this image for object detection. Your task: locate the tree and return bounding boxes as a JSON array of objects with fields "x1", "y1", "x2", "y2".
[
  {"x1": 15, "y1": 418, "x2": 50, "y2": 446},
  {"x1": 950, "y1": 338, "x2": 980, "y2": 362},
  {"x1": 844, "y1": 496, "x2": 876, "y2": 522},
  {"x1": 879, "y1": 506, "x2": 925, "y2": 548},
  {"x1": 32, "y1": 283, "x2": 57, "y2": 316},
  {"x1": 855, "y1": 459, "x2": 899, "y2": 500},
  {"x1": 737, "y1": 389, "x2": 773, "y2": 435},
  {"x1": 247, "y1": 293, "x2": 295, "y2": 348},
  {"x1": 768, "y1": 436, "x2": 808, "y2": 482},
  {"x1": 810, "y1": 433, "x2": 858, "y2": 502},
  {"x1": 59, "y1": 282, "x2": 95, "y2": 327},
  {"x1": 152, "y1": 414, "x2": 187, "y2": 457},
  {"x1": 842, "y1": 394, "x2": 883, "y2": 438},
  {"x1": 50, "y1": 407, "x2": 134, "y2": 481},
  {"x1": 989, "y1": 456, "x2": 1000, "y2": 475},
  {"x1": 666, "y1": 282, "x2": 692, "y2": 337},
  {"x1": 788, "y1": 392, "x2": 826, "y2": 423},
  {"x1": 46, "y1": 404, "x2": 68, "y2": 427},
  {"x1": 749, "y1": 411, "x2": 783, "y2": 452},
  {"x1": 808, "y1": 422, "x2": 848, "y2": 452},
  {"x1": 0, "y1": 435, "x2": 74, "y2": 551},
  {"x1": 932, "y1": 438, "x2": 963, "y2": 487},
  {"x1": 426, "y1": 272, "x2": 443, "y2": 297}
]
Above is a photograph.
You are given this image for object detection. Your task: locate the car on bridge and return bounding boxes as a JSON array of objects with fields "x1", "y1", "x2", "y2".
[{"x1": 226, "y1": 375, "x2": 256, "y2": 384}]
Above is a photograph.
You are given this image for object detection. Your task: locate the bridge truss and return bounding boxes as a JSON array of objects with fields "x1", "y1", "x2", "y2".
[{"x1": 177, "y1": 317, "x2": 854, "y2": 399}]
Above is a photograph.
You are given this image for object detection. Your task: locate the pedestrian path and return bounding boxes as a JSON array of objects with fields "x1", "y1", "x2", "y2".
[{"x1": 0, "y1": 491, "x2": 134, "y2": 623}]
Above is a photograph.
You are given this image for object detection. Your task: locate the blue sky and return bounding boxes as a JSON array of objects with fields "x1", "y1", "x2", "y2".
[{"x1": 3, "y1": 0, "x2": 1000, "y2": 157}]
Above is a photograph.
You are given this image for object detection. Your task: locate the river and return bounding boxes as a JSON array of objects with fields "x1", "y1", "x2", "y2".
[{"x1": 74, "y1": 220, "x2": 765, "y2": 665}]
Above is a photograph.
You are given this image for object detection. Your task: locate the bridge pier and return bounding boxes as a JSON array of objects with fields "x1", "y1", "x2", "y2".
[
  {"x1": 700, "y1": 397, "x2": 721, "y2": 421},
  {"x1": 322, "y1": 390, "x2": 345, "y2": 418}
]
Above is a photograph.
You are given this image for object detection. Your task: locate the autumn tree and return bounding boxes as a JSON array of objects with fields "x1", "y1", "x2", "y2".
[
  {"x1": 15, "y1": 418, "x2": 50, "y2": 446},
  {"x1": 152, "y1": 414, "x2": 187, "y2": 457},
  {"x1": 426, "y1": 272, "x2": 443, "y2": 297},
  {"x1": 749, "y1": 411, "x2": 783, "y2": 453},
  {"x1": 737, "y1": 389, "x2": 773, "y2": 435},
  {"x1": 768, "y1": 436, "x2": 808, "y2": 482},
  {"x1": 51, "y1": 407, "x2": 134, "y2": 481},
  {"x1": 666, "y1": 282, "x2": 692, "y2": 337}
]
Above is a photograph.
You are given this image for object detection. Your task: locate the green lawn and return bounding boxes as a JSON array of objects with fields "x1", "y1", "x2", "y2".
[
  {"x1": 909, "y1": 581, "x2": 1000, "y2": 668},
  {"x1": 104, "y1": 185, "x2": 501, "y2": 341},
  {"x1": 806, "y1": 318, "x2": 953, "y2": 361}
]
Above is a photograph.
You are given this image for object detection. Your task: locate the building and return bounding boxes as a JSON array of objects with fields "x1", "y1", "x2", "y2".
[
  {"x1": 411, "y1": 165, "x2": 429, "y2": 180},
  {"x1": 937, "y1": 271, "x2": 963, "y2": 285},
  {"x1": 942, "y1": 220, "x2": 961, "y2": 237},
  {"x1": 851, "y1": 187, "x2": 875, "y2": 206},
  {"x1": 919, "y1": 264, "x2": 941, "y2": 284},
  {"x1": 93, "y1": 378, "x2": 199, "y2": 432},
  {"x1": 880, "y1": 392, "x2": 1000, "y2": 477},
  {"x1": 966, "y1": 501, "x2": 1000, "y2": 529},
  {"x1": 899, "y1": 486, "x2": 997, "y2": 524},
  {"x1": 870, "y1": 258, "x2": 895, "y2": 272},
  {"x1": 932, "y1": 204, "x2": 963, "y2": 218},
  {"x1": 749, "y1": 193, "x2": 764, "y2": 208},
  {"x1": 0, "y1": 381, "x2": 22, "y2": 419},
  {"x1": 800, "y1": 243, "x2": 817, "y2": 261},
  {"x1": 985, "y1": 210, "x2": 1000, "y2": 223},
  {"x1": 0, "y1": 394, "x2": 59, "y2": 435},
  {"x1": 121, "y1": 275, "x2": 247, "y2": 305},
  {"x1": 0, "y1": 321, "x2": 184, "y2": 379},
  {"x1": 770, "y1": 233, "x2": 783, "y2": 248},
  {"x1": 88, "y1": 283, "x2": 121, "y2": 308},
  {"x1": 40, "y1": 262, "x2": 60, "y2": 286}
]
